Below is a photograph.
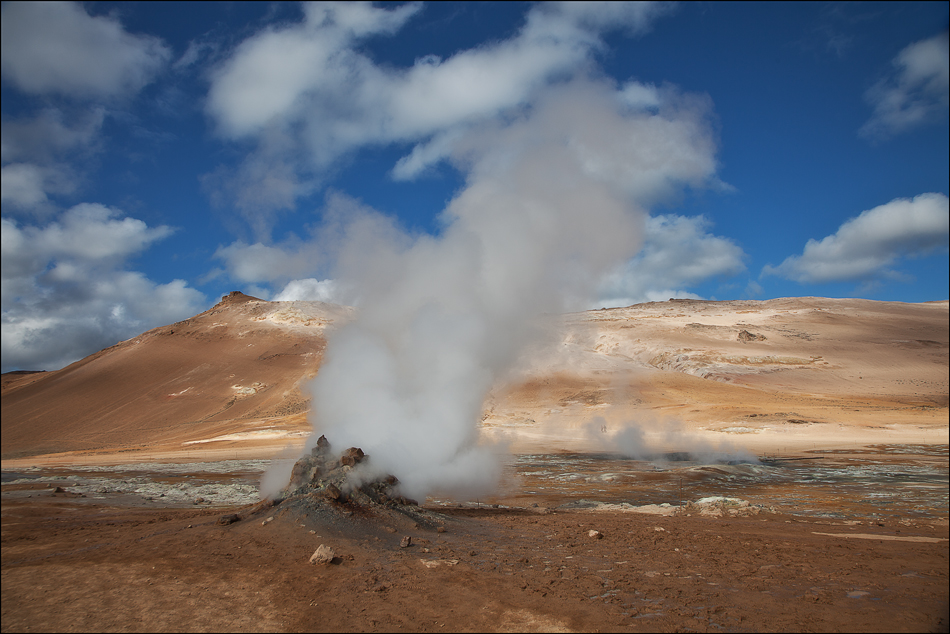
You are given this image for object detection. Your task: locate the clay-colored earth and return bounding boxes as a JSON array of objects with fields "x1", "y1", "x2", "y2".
[
  {"x1": 2, "y1": 294, "x2": 948, "y2": 631},
  {"x1": 2, "y1": 474, "x2": 947, "y2": 633}
]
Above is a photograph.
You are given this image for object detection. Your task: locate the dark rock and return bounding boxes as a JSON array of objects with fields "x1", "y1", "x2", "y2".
[
  {"x1": 217, "y1": 513, "x2": 240, "y2": 525},
  {"x1": 400, "y1": 536, "x2": 412, "y2": 548},
  {"x1": 340, "y1": 447, "x2": 365, "y2": 467},
  {"x1": 276, "y1": 435, "x2": 442, "y2": 534}
]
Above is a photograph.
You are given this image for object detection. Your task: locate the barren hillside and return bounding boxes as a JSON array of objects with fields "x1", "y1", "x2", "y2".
[
  {"x1": 2, "y1": 295, "x2": 947, "y2": 464},
  {"x1": 1, "y1": 292, "x2": 352, "y2": 460}
]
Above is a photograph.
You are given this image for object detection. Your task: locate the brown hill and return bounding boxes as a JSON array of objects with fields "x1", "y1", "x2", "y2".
[
  {"x1": 1, "y1": 292, "x2": 353, "y2": 461},
  {"x1": 2, "y1": 295, "x2": 947, "y2": 464}
]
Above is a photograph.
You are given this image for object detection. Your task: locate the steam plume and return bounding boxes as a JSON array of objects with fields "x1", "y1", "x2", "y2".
[{"x1": 308, "y1": 77, "x2": 718, "y2": 500}]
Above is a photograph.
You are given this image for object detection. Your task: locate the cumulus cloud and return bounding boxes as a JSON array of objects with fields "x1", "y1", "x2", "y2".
[
  {"x1": 1, "y1": 204, "x2": 205, "y2": 372},
  {"x1": 0, "y1": 1, "x2": 171, "y2": 99},
  {"x1": 1, "y1": 164, "x2": 55, "y2": 209},
  {"x1": 596, "y1": 214, "x2": 746, "y2": 307},
  {"x1": 214, "y1": 240, "x2": 323, "y2": 285},
  {"x1": 273, "y1": 278, "x2": 339, "y2": 303},
  {"x1": 214, "y1": 190, "x2": 407, "y2": 289},
  {"x1": 763, "y1": 193, "x2": 949, "y2": 284},
  {"x1": 1, "y1": 108, "x2": 105, "y2": 165},
  {"x1": 203, "y1": 1, "x2": 677, "y2": 230},
  {"x1": 1, "y1": 108, "x2": 106, "y2": 214},
  {"x1": 860, "y1": 32, "x2": 950, "y2": 139}
]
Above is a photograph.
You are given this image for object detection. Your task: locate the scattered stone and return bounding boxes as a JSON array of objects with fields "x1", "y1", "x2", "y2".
[
  {"x1": 588, "y1": 530, "x2": 603, "y2": 539},
  {"x1": 738, "y1": 329, "x2": 767, "y2": 343},
  {"x1": 261, "y1": 516, "x2": 274, "y2": 526},
  {"x1": 194, "y1": 497, "x2": 205, "y2": 504},
  {"x1": 671, "y1": 496, "x2": 770, "y2": 518},
  {"x1": 309, "y1": 544, "x2": 335, "y2": 565},
  {"x1": 420, "y1": 559, "x2": 459, "y2": 568},
  {"x1": 324, "y1": 483, "x2": 342, "y2": 501},
  {"x1": 53, "y1": 486, "x2": 66, "y2": 493},
  {"x1": 436, "y1": 526, "x2": 446, "y2": 533},
  {"x1": 400, "y1": 536, "x2": 412, "y2": 548},
  {"x1": 217, "y1": 513, "x2": 240, "y2": 526}
]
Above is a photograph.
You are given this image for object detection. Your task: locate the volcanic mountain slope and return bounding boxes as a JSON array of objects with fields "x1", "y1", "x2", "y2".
[
  {"x1": 1, "y1": 292, "x2": 353, "y2": 460},
  {"x1": 2, "y1": 295, "x2": 947, "y2": 462},
  {"x1": 486, "y1": 297, "x2": 949, "y2": 452}
]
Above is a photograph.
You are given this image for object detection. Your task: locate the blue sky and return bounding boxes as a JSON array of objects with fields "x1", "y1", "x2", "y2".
[{"x1": 2, "y1": 1, "x2": 948, "y2": 373}]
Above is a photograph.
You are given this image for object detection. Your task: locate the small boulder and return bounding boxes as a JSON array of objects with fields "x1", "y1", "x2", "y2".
[
  {"x1": 400, "y1": 536, "x2": 412, "y2": 548},
  {"x1": 217, "y1": 513, "x2": 240, "y2": 526},
  {"x1": 588, "y1": 530, "x2": 603, "y2": 539},
  {"x1": 340, "y1": 447, "x2": 365, "y2": 467},
  {"x1": 309, "y1": 544, "x2": 335, "y2": 565}
]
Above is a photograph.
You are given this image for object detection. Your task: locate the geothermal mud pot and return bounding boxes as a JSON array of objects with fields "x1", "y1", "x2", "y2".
[{"x1": 2, "y1": 441, "x2": 947, "y2": 633}]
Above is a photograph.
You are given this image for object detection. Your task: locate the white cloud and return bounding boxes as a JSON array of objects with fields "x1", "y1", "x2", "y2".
[
  {"x1": 596, "y1": 214, "x2": 746, "y2": 307},
  {"x1": 204, "y1": 1, "x2": 677, "y2": 225},
  {"x1": 1, "y1": 204, "x2": 205, "y2": 372},
  {"x1": 860, "y1": 32, "x2": 950, "y2": 139},
  {"x1": 1, "y1": 108, "x2": 106, "y2": 213},
  {"x1": 763, "y1": 193, "x2": 950, "y2": 284},
  {"x1": 0, "y1": 1, "x2": 170, "y2": 99},
  {"x1": 215, "y1": 75, "x2": 724, "y2": 307},
  {"x1": 543, "y1": 1, "x2": 676, "y2": 35},
  {"x1": 199, "y1": 130, "x2": 314, "y2": 239},
  {"x1": 273, "y1": 278, "x2": 339, "y2": 303},
  {"x1": 214, "y1": 189, "x2": 413, "y2": 292},
  {"x1": 214, "y1": 240, "x2": 322, "y2": 284},
  {"x1": 32, "y1": 203, "x2": 174, "y2": 261},
  {"x1": 1, "y1": 164, "x2": 52, "y2": 209},
  {"x1": 206, "y1": 1, "x2": 423, "y2": 138},
  {"x1": 1, "y1": 108, "x2": 105, "y2": 164}
]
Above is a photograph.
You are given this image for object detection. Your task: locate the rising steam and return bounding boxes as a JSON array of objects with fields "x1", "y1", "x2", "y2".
[{"x1": 307, "y1": 77, "x2": 719, "y2": 501}]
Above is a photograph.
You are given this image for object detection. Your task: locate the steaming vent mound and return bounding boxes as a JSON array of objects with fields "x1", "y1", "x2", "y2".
[{"x1": 271, "y1": 435, "x2": 448, "y2": 536}]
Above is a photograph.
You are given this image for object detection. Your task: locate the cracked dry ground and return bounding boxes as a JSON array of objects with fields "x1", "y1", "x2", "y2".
[{"x1": 2, "y1": 494, "x2": 947, "y2": 633}]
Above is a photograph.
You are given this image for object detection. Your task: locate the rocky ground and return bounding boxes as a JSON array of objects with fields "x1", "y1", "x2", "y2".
[{"x1": 3, "y1": 445, "x2": 947, "y2": 633}]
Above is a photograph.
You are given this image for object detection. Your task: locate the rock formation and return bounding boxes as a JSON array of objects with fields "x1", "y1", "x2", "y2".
[{"x1": 282, "y1": 435, "x2": 416, "y2": 508}]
